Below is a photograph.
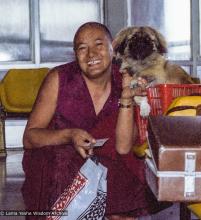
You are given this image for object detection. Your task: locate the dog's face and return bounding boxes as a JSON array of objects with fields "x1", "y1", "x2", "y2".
[{"x1": 113, "y1": 26, "x2": 167, "y2": 74}]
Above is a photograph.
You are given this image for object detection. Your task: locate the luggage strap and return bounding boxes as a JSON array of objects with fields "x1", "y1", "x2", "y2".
[{"x1": 166, "y1": 104, "x2": 201, "y2": 116}]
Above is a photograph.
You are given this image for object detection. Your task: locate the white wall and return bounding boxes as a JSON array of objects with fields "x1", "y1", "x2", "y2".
[{"x1": 5, "y1": 120, "x2": 27, "y2": 148}]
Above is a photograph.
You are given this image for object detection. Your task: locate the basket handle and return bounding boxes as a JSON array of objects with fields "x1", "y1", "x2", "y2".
[{"x1": 166, "y1": 105, "x2": 201, "y2": 116}]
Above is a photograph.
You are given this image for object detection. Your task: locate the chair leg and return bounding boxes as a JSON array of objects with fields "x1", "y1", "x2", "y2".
[
  {"x1": 180, "y1": 203, "x2": 191, "y2": 220},
  {"x1": 0, "y1": 119, "x2": 6, "y2": 157}
]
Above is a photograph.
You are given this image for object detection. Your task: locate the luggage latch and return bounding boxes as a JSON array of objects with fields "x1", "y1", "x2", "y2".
[{"x1": 184, "y1": 152, "x2": 196, "y2": 197}]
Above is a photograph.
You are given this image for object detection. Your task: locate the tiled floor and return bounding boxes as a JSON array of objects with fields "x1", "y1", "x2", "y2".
[{"x1": 0, "y1": 150, "x2": 199, "y2": 220}]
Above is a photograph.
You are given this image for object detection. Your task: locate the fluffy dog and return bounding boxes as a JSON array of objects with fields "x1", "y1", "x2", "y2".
[
  {"x1": 113, "y1": 26, "x2": 195, "y2": 116},
  {"x1": 112, "y1": 26, "x2": 194, "y2": 84}
]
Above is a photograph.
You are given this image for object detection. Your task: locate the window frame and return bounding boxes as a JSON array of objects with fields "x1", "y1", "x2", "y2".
[
  {"x1": 0, "y1": 0, "x2": 104, "y2": 70},
  {"x1": 1, "y1": 0, "x2": 201, "y2": 79},
  {"x1": 127, "y1": 0, "x2": 200, "y2": 78}
]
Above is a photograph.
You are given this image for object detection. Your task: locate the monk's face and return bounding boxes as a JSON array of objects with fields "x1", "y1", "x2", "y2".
[{"x1": 74, "y1": 26, "x2": 113, "y2": 79}]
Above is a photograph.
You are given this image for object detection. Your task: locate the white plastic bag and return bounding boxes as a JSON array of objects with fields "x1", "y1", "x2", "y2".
[{"x1": 47, "y1": 158, "x2": 107, "y2": 220}]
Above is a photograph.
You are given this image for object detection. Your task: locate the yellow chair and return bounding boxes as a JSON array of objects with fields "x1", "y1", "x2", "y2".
[
  {"x1": 0, "y1": 68, "x2": 49, "y2": 156},
  {"x1": 0, "y1": 68, "x2": 49, "y2": 113}
]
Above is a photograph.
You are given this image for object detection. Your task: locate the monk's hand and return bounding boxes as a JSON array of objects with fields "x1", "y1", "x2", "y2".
[
  {"x1": 121, "y1": 71, "x2": 147, "y2": 100},
  {"x1": 71, "y1": 129, "x2": 96, "y2": 158},
  {"x1": 121, "y1": 70, "x2": 133, "y2": 88}
]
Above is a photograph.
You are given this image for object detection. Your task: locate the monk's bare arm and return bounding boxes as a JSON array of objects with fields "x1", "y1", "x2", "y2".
[
  {"x1": 116, "y1": 74, "x2": 146, "y2": 154},
  {"x1": 23, "y1": 69, "x2": 95, "y2": 156},
  {"x1": 23, "y1": 70, "x2": 70, "y2": 149}
]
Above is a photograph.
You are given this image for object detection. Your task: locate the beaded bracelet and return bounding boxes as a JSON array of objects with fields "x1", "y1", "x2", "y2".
[
  {"x1": 118, "y1": 103, "x2": 133, "y2": 108},
  {"x1": 118, "y1": 99, "x2": 133, "y2": 108}
]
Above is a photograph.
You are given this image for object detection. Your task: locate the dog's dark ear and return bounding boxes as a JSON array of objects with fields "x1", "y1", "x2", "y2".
[
  {"x1": 150, "y1": 27, "x2": 168, "y2": 54},
  {"x1": 156, "y1": 34, "x2": 167, "y2": 54},
  {"x1": 157, "y1": 39, "x2": 167, "y2": 54},
  {"x1": 113, "y1": 38, "x2": 127, "y2": 55},
  {"x1": 113, "y1": 27, "x2": 134, "y2": 55}
]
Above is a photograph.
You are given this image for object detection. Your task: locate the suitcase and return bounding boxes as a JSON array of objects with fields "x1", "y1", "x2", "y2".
[{"x1": 146, "y1": 116, "x2": 201, "y2": 201}]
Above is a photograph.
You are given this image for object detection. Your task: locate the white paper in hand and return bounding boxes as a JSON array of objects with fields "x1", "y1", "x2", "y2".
[{"x1": 92, "y1": 138, "x2": 109, "y2": 148}]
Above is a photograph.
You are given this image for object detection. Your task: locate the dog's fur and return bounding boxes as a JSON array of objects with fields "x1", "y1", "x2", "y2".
[{"x1": 113, "y1": 26, "x2": 194, "y2": 84}]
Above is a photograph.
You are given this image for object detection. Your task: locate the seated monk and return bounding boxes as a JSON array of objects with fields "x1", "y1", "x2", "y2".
[{"x1": 22, "y1": 22, "x2": 171, "y2": 220}]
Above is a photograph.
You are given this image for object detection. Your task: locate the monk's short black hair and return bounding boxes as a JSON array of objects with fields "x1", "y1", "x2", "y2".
[{"x1": 73, "y1": 22, "x2": 113, "y2": 50}]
